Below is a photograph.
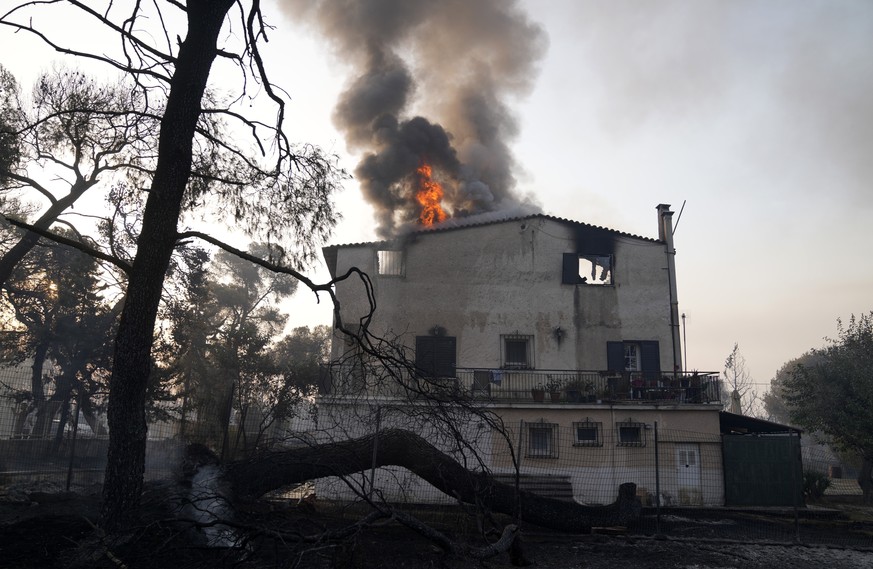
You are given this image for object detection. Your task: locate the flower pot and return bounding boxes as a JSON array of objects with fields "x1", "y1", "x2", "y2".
[
  {"x1": 549, "y1": 391, "x2": 562, "y2": 402},
  {"x1": 531, "y1": 389, "x2": 545, "y2": 402}
]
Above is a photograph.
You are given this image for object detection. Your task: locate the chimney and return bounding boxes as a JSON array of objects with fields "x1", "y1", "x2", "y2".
[{"x1": 657, "y1": 204, "x2": 683, "y2": 374}]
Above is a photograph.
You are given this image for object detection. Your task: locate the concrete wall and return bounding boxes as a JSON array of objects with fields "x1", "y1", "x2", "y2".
[
  {"x1": 491, "y1": 406, "x2": 723, "y2": 506},
  {"x1": 330, "y1": 216, "x2": 674, "y2": 372}
]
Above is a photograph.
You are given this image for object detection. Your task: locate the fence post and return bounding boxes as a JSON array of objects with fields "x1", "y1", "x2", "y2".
[
  {"x1": 65, "y1": 391, "x2": 82, "y2": 492},
  {"x1": 792, "y1": 430, "x2": 801, "y2": 543},
  {"x1": 368, "y1": 406, "x2": 382, "y2": 499},
  {"x1": 219, "y1": 381, "x2": 235, "y2": 462},
  {"x1": 515, "y1": 420, "x2": 525, "y2": 523},
  {"x1": 654, "y1": 420, "x2": 661, "y2": 535}
]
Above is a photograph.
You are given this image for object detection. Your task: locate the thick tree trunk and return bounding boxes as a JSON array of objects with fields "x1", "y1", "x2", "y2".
[
  {"x1": 101, "y1": 0, "x2": 235, "y2": 530},
  {"x1": 224, "y1": 429, "x2": 641, "y2": 532}
]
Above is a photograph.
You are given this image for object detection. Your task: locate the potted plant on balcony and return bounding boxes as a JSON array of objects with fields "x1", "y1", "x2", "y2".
[
  {"x1": 544, "y1": 377, "x2": 564, "y2": 402},
  {"x1": 565, "y1": 379, "x2": 595, "y2": 403},
  {"x1": 531, "y1": 383, "x2": 546, "y2": 402},
  {"x1": 564, "y1": 379, "x2": 594, "y2": 403}
]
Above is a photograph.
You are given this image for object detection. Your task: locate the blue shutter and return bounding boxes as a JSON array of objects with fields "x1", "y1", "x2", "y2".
[
  {"x1": 640, "y1": 341, "x2": 661, "y2": 381},
  {"x1": 606, "y1": 342, "x2": 624, "y2": 372}
]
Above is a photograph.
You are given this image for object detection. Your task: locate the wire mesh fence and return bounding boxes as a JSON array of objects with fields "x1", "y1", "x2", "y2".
[{"x1": 1, "y1": 360, "x2": 871, "y2": 550}]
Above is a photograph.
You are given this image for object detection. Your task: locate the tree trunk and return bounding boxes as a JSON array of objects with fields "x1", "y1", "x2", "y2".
[
  {"x1": 101, "y1": 0, "x2": 235, "y2": 530},
  {"x1": 224, "y1": 429, "x2": 641, "y2": 532}
]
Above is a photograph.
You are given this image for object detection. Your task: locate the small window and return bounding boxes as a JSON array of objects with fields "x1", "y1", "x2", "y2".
[
  {"x1": 377, "y1": 250, "x2": 404, "y2": 276},
  {"x1": 527, "y1": 422, "x2": 558, "y2": 458},
  {"x1": 502, "y1": 334, "x2": 534, "y2": 369},
  {"x1": 573, "y1": 421, "x2": 603, "y2": 447},
  {"x1": 617, "y1": 421, "x2": 646, "y2": 447}
]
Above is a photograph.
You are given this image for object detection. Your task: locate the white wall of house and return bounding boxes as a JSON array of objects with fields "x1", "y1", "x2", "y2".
[{"x1": 328, "y1": 215, "x2": 676, "y2": 372}]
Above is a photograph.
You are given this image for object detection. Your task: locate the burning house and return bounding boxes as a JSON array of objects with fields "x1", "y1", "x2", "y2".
[{"x1": 318, "y1": 205, "x2": 725, "y2": 506}]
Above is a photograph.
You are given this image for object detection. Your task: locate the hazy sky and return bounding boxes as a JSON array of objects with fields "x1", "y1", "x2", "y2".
[{"x1": 3, "y1": 0, "x2": 871, "y2": 393}]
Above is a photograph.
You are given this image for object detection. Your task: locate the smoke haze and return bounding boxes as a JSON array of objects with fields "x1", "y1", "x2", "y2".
[{"x1": 281, "y1": 0, "x2": 548, "y2": 237}]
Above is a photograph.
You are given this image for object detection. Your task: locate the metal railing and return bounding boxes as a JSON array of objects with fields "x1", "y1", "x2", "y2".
[{"x1": 318, "y1": 365, "x2": 722, "y2": 406}]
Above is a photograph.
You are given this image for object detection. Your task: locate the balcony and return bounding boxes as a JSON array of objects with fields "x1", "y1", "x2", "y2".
[{"x1": 318, "y1": 366, "x2": 722, "y2": 406}]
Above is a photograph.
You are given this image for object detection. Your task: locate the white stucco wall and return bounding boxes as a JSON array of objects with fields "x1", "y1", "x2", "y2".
[{"x1": 328, "y1": 215, "x2": 675, "y2": 372}]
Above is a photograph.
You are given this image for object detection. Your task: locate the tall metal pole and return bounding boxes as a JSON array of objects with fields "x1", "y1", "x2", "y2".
[
  {"x1": 654, "y1": 421, "x2": 661, "y2": 535},
  {"x1": 681, "y1": 313, "x2": 687, "y2": 374}
]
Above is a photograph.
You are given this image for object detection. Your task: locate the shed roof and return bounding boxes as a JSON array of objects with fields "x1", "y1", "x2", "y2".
[{"x1": 720, "y1": 411, "x2": 803, "y2": 435}]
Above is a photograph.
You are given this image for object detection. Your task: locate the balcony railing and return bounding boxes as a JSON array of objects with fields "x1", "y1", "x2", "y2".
[{"x1": 318, "y1": 366, "x2": 722, "y2": 406}]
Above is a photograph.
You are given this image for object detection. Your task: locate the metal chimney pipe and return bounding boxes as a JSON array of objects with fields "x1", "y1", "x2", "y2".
[{"x1": 657, "y1": 204, "x2": 683, "y2": 375}]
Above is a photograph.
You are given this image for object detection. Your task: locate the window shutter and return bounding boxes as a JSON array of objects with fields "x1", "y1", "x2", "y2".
[
  {"x1": 562, "y1": 253, "x2": 579, "y2": 284},
  {"x1": 432, "y1": 336, "x2": 456, "y2": 377},
  {"x1": 606, "y1": 341, "x2": 624, "y2": 372},
  {"x1": 415, "y1": 336, "x2": 456, "y2": 377},
  {"x1": 640, "y1": 341, "x2": 661, "y2": 380}
]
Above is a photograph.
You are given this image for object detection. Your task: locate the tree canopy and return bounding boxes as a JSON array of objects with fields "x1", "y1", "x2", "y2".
[{"x1": 778, "y1": 312, "x2": 873, "y2": 500}]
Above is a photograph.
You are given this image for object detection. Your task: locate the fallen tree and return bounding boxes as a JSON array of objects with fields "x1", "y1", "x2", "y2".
[{"x1": 223, "y1": 428, "x2": 641, "y2": 532}]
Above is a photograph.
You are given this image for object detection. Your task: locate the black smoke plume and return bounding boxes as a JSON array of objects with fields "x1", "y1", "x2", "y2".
[{"x1": 282, "y1": 0, "x2": 547, "y2": 237}]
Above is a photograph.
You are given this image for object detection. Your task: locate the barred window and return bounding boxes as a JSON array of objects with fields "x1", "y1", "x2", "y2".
[
  {"x1": 617, "y1": 421, "x2": 646, "y2": 447},
  {"x1": 502, "y1": 334, "x2": 534, "y2": 369},
  {"x1": 527, "y1": 422, "x2": 558, "y2": 458},
  {"x1": 573, "y1": 421, "x2": 603, "y2": 447},
  {"x1": 377, "y1": 250, "x2": 404, "y2": 276}
]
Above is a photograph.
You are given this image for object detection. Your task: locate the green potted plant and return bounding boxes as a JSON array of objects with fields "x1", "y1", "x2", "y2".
[
  {"x1": 544, "y1": 377, "x2": 564, "y2": 402},
  {"x1": 564, "y1": 378, "x2": 593, "y2": 403}
]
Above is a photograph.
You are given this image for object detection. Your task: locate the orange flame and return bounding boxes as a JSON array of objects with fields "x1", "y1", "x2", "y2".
[{"x1": 415, "y1": 163, "x2": 448, "y2": 226}]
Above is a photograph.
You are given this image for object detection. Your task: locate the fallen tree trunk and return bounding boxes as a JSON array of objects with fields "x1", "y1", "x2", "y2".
[{"x1": 224, "y1": 429, "x2": 640, "y2": 532}]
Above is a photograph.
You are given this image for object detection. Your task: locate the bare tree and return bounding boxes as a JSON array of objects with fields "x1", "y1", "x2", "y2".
[
  {"x1": 723, "y1": 342, "x2": 759, "y2": 416},
  {"x1": 0, "y1": 65, "x2": 157, "y2": 286},
  {"x1": 1, "y1": 0, "x2": 344, "y2": 530}
]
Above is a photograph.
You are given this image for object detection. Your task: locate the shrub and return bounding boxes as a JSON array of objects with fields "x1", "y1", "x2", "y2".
[{"x1": 803, "y1": 470, "x2": 832, "y2": 500}]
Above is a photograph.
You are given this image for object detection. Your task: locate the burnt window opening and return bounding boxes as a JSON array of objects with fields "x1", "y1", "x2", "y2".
[
  {"x1": 617, "y1": 421, "x2": 647, "y2": 447},
  {"x1": 415, "y1": 335, "x2": 456, "y2": 378},
  {"x1": 562, "y1": 253, "x2": 613, "y2": 285},
  {"x1": 502, "y1": 334, "x2": 534, "y2": 369},
  {"x1": 527, "y1": 421, "x2": 558, "y2": 458},
  {"x1": 377, "y1": 250, "x2": 404, "y2": 276},
  {"x1": 573, "y1": 420, "x2": 603, "y2": 447}
]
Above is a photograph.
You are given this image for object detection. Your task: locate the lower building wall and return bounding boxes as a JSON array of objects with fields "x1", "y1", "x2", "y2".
[{"x1": 314, "y1": 398, "x2": 725, "y2": 507}]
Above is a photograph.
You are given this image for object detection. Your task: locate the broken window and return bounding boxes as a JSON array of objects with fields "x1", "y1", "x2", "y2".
[
  {"x1": 377, "y1": 249, "x2": 404, "y2": 276},
  {"x1": 562, "y1": 253, "x2": 613, "y2": 285},
  {"x1": 527, "y1": 421, "x2": 558, "y2": 458},
  {"x1": 573, "y1": 421, "x2": 603, "y2": 447},
  {"x1": 502, "y1": 334, "x2": 534, "y2": 369},
  {"x1": 617, "y1": 421, "x2": 646, "y2": 447}
]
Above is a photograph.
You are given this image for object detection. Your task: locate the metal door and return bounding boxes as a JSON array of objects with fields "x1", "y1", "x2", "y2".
[{"x1": 676, "y1": 443, "x2": 702, "y2": 505}]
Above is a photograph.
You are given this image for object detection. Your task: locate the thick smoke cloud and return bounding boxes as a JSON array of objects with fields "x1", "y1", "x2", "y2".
[{"x1": 282, "y1": 0, "x2": 547, "y2": 237}]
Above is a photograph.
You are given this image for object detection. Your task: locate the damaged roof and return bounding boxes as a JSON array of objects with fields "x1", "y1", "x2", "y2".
[
  {"x1": 324, "y1": 212, "x2": 659, "y2": 250},
  {"x1": 322, "y1": 213, "x2": 660, "y2": 278}
]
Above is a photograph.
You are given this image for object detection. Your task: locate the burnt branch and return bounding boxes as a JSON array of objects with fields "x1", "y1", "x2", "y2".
[{"x1": 4, "y1": 216, "x2": 131, "y2": 274}]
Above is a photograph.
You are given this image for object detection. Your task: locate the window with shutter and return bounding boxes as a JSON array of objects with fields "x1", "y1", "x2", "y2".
[{"x1": 415, "y1": 335, "x2": 456, "y2": 377}]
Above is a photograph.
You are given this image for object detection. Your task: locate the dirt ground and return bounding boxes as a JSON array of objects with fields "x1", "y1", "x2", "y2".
[{"x1": 1, "y1": 487, "x2": 872, "y2": 569}]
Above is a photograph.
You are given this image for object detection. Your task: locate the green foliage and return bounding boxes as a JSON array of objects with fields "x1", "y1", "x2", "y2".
[
  {"x1": 781, "y1": 312, "x2": 873, "y2": 457},
  {"x1": 803, "y1": 470, "x2": 832, "y2": 501}
]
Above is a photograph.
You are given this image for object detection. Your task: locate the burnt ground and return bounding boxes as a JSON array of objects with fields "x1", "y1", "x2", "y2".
[{"x1": 1, "y1": 488, "x2": 872, "y2": 569}]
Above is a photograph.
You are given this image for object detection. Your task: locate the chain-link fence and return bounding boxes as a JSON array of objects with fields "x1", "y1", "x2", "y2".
[{"x1": 1, "y1": 361, "x2": 870, "y2": 550}]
